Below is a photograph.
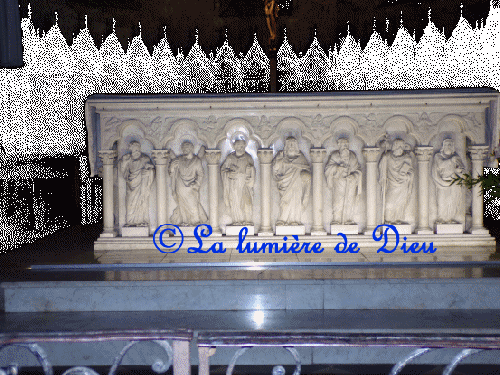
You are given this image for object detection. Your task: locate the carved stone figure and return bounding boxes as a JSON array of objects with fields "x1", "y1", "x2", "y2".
[
  {"x1": 431, "y1": 139, "x2": 466, "y2": 224},
  {"x1": 169, "y1": 141, "x2": 208, "y2": 226},
  {"x1": 264, "y1": 0, "x2": 278, "y2": 44},
  {"x1": 221, "y1": 139, "x2": 255, "y2": 225},
  {"x1": 119, "y1": 141, "x2": 155, "y2": 226},
  {"x1": 378, "y1": 139, "x2": 415, "y2": 224},
  {"x1": 325, "y1": 138, "x2": 362, "y2": 225},
  {"x1": 272, "y1": 136, "x2": 311, "y2": 226}
]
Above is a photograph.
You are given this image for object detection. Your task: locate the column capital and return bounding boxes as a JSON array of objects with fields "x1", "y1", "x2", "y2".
[
  {"x1": 469, "y1": 145, "x2": 490, "y2": 160},
  {"x1": 151, "y1": 149, "x2": 170, "y2": 164},
  {"x1": 362, "y1": 147, "x2": 380, "y2": 162},
  {"x1": 415, "y1": 146, "x2": 434, "y2": 161},
  {"x1": 257, "y1": 148, "x2": 274, "y2": 164},
  {"x1": 205, "y1": 149, "x2": 221, "y2": 165},
  {"x1": 98, "y1": 150, "x2": 117, "y2": 165},
  {"x1": 310, "y1": 148, "x2": 327, "y2": 163}
]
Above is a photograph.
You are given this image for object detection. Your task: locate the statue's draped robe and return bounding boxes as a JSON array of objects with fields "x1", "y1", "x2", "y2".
[
  {"x1": 325, "y1": 150, "x2": 361, "y2": 224},
  {"x1": 120, "y1": 154, "x2": 155, "y2": 225},
  {"x1": 432, "y1": 152, "x2": 465, "y2": 223},
  {"x1": 272, "y1": 151, "x2": 311, "y2": 225},
  {"x1": 221, "y1": 152, "x2": 255, "y2": 225},
  {"x1": 169, "y1": 155, "x2": 208, "y2": 225},
  {"x1": 378, "y1": 151, "x2": 414, "y2": 224}
]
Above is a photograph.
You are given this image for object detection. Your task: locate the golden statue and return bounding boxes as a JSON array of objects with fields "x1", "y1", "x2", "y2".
[{"x1": 264, "y1": 0, "x2": 278, "y2": 45}]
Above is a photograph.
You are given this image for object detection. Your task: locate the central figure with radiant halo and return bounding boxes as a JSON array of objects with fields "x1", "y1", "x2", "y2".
[{"x1": 272, "y1": 136, "x2": 311, "y2": 226}]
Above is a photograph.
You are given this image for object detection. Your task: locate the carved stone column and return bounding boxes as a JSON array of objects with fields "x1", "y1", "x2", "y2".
[
  {"x1": 98, "y1": 150, "x2": 117, "y2": 237},
  {"x1": 310, "y1": 148, "x2": 327, "y2": 235},
  {"x1": 151, "y1": 150, "x2": 170, "y2": 228},
  {"x1": 258, "y1": 149, "x2": 274, "y2": 236},
  {"x1": 362, "y1": 147, "x2": 380, "y2": 235},
  {"x1": 205, "y1": 150, "x2": 222, "y2": 236},
  {"x1": 415, "y1": 146, "x2": 434, "y2": 234},
  {"x1": 469, "y1": 145, "x2": 490, "y2": 234}
]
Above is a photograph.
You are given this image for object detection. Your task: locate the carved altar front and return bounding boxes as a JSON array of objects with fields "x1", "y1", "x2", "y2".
[{"x1": 85, "y1": 90, "x2": 498, "y2": 263}]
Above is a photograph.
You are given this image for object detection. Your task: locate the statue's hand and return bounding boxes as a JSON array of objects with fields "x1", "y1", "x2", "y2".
[{"x1": 122, "y1": 154, "x2": 131, "y2": 162}]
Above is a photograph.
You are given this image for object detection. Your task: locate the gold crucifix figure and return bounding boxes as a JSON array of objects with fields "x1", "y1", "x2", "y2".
[{"x1": 264, "y1": 0, "x2": 278, "y2": 46}]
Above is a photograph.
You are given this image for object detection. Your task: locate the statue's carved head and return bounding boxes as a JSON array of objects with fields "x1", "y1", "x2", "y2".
[
  {"x1": 284, "y1": 136, "x2": 300, "y2": 157},
  {"x1": 391, "y1": 139, "x2": 406, "y2": 156},
  {"x1": 129, "y1": 141, "x2": 142, "y2": 160},
  {"x1": 233, "y1": 139, "x2": 246, "y2": 155},
  {"x1": 442, "y1": 138, "x2": 455, "y2": 156},
  {"x1": 337, "y1": 137, "x2": 350, "y2": 151},
  {"x1": 181, "y1": 140, "x2": 195, "y2": 156}
]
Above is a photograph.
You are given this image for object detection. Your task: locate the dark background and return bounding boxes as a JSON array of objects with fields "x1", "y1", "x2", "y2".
[{"x1": 0, "y1": 0, "x2": 500, "y2": 253}]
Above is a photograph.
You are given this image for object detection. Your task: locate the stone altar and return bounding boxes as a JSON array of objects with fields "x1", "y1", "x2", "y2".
[{"x1": 86, "y1": 90, "x2": 498, "y2": 263}]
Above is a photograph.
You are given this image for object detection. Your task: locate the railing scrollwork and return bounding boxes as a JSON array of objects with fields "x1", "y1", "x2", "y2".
[{"x1": 226, "y1": 346, "x2": 301, "y2": 375}]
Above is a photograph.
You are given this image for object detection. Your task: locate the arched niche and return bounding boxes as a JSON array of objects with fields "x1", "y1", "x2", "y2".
[
  {"x1": 164, "y1": 119, "x2": 208, "y2": 156},
  {"x1": 268, "y1": 117, "x2": 314, "y2": 159},
  {"x1": 216, "y1": 118, "x2": 263, "y2": 163},
  {"x1": 380, "y1": 115, "x2": 422, "y2": 146},
  {"x1": 116, "y1": 120, "x2": 154, "y2": 159}
]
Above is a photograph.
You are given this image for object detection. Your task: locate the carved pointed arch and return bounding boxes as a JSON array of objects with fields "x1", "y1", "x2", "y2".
[
  {"x1": 104, "y1": 119, "x2": 147, "y2": 150},
  {"x1": 266, "y1": 117, "x2": 314, "y2": 148},
  {"x1": 216, "y1": 118, "x2": 264, "y2": 148},
  {"x1": 436, "y1": 114, "x2": 477, "y2": 143},
  {"x1": 162, "y1": 118, "x2": 209, "y2": 151},
  {"x1": 321, "y1": 116, "x2": 361, "y2": 146},
  {"x1": 381, "y1": 115, "x2": 422, "y2": 144}
]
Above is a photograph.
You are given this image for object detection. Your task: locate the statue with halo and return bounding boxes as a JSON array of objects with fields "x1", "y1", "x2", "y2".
[{"x1": 221, "y1": 138, "x2": 255, "y2": 225}]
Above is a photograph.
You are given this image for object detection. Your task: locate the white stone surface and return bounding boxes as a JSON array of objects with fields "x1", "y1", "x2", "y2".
[
  {"x1": 86, "y1": 91, "x2": 498, "y2": 262},
  {"x1": 272, "y1": 137, "x2": 311, "y2": 226},
  {"x1": 275, "y1": 225, "x2": 306, "y2": 235},
  {"x1": 325, "y1": 138, "x2": 361, "y2": 226},
  {"x1": 391, "y1": 224, "x2": 412, "y2": 235},
  {"x1": 226, "y1": 225, "x2": 255, "y2": 236},
  {"x1": 121, "y1": 226, "x2": 149, "y2": 237},
  {"x1": 330, "y1": 224, "x2": 360, "y2": 235},
  {"x1": 436, "y1": 224, "x2": 464, "y2": 234}
]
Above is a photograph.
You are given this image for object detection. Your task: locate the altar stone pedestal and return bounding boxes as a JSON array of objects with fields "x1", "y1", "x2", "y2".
[
  {"x1": 330, "y1": 224, "x2": 359, "y2": 235},
  {"x1": 122, "y1": 226, "x2": 149, "y2": 237},
  {"x1": 392, "y1": 225, "x2": 412, "y2": 235},
  {"x1": 226, "y1": 226, "x2": 255, "y2": 236},
  {"x1": 275, "y1": 225, "x2": 306, "y2": 236},
  {"x1": 436, "y1": 224, "x2": 464, "y2": 234}
]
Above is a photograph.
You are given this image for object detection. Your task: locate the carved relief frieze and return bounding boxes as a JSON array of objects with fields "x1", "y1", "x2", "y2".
[
  {"x1": 254, "y1": 115, "x2": 275, "y2": 141},
  {"x1": 102, "y1": 117, "x2": 123, "y2": 149},
  {"x1": 87, "y1": 92, "x2": 497, "y2": 248},
  {"x1": 463, "y1": 112, "x2": 485, "y2": 143}
]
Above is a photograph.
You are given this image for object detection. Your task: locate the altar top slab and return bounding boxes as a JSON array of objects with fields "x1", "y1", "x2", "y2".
[{"x1": 87, "y1": 88, "x2": 499, "y2": 100}]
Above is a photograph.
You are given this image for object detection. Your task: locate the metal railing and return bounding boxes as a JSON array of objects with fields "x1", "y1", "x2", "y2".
[
  {"x1": 0, "y1": 329, "x2": 192, "y2": 375},
  {"x1": 197, "y1": 331, "x2": 500, "y2": 375}
]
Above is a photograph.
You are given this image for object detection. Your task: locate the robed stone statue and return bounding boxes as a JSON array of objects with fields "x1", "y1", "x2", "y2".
[
  {"x1": 119, "y1": 141, "x2": 155, "y2": 226},
  {"x1": 325, "y1": 138, "x2": 362, "y2": 225},
  {"x1": 272, "y1": 136, "x2": 311, "y2": 226},
  {"x1": 378, "y1": 139, "x2": 415, "y2": 224},
  {"x1": 169, "y1": 141, "x2": 208, "y2": 226},
  {"x1": 431, "y1": 139, "x2": 466, "y2": 224},
  {"x1": 221, "y1": 139, "x2": 255, "y2": 225}
]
